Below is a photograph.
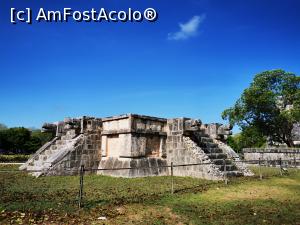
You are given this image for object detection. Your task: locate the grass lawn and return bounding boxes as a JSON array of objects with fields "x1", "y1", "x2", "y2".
[{"x1": 0, "y1": 165, "x2": 299, "y2": 224}]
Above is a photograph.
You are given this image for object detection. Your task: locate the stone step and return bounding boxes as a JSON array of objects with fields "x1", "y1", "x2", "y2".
[
  {"x1": 32, "y1": 161, "x2": 44, "y2": 167},
  {"x1": 199, "y1": 137, "x2": 213, "y2": 143},
  {"x1": 44, "y1": 150, "x2": 51, "y2": 156},
  {"x1": 197, "y1": 133, "x2": 209, "y2": 138},
  {"x1": 206, "y1": 153, "x2": 227, "y2": 159},
  {"x1": 61, "y1": 135, "x2": 73, "y2": 141},
  {"x1": 60, "y1": 135, "x2": 68, "y2": 141},
  {"x1": 33, "y1": 159, "x2": 52, "y2": 167},
  {"x1": 26, "y1": 165, "x2": 34, "y2": 171},
  {"x1": 55, "y1": 140, "x2": 66, "y2": 145},
  {"x1": 200, "y1": 142, "x2": 218, "y2": 148},
  {"x1": 202, "y1": 147, "x2": 223, "y2": 154},
  {"x1": 216, "y1": 164, "x2": 237, "y2": 171},
  {"x1": 44, "y1": 149, "x2": 58, "y2": 156},
  {"x1": 212, "y1": 159, "x2": 232, "y2": 165},
  {"x1": 39, "y1": 155, "x2": 47, "y2": 161},
  {"x1": 26, "y1": 165, "x2": 42, "y2": 171}
]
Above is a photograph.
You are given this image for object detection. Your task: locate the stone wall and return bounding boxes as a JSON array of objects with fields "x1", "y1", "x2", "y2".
[
  {"x1": 97, "y1": 157, "x2": 168, "y2": 177},
  {"x1": 292, "y1": 123, "x2": 300, "y2": 145},
  {"x1": 98, "y1": 114, "x2": 168, "y2": 177},
  {"x1": 166, "y1": 118, "x2": 224, "y2": 180},
  {"x1": 101, "y1": 114, "x2": 167, "y2": 158},
  {"x1": 243, "y1": 148, "x2": 300, "y2": 167},
  {"x1": 47, "y1": 132, "x2": 102, "y2": 176}
]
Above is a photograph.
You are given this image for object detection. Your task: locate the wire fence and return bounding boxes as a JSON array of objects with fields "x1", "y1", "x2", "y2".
[{"x1": 0, "y1": 158, "x2": 299, "y2": 209}]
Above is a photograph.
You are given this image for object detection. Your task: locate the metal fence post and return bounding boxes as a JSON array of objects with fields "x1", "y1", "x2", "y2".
[
  {"x1": 78, "y1": 165, "x2": 84, "y2": 208},
  {"x1": 294, "y1": 154, "x2": 297, "y2": 168},
  {"x1": 171, "y1": 162, "x2": 174, "y2": 194},
  {"x1": 258, "y1": 158, "x2": 262, "y2": 180},
  {"x1": 279, "y1": 158, "x2": 282, "y2": 176},
  {"x1": 223, "y1": 159, "x2": 227, "y2": 185}
]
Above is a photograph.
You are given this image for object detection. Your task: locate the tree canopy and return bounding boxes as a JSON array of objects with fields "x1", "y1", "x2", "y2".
[
  {"x1": 0, "y1": 125, "x2": 53, "y2": 154},
  {"x1": 222, "y1": 69, "x2": 300, "y2": 147},
  {"x1": 227, "y1": 127, "x2": 267, "y2": 153}
]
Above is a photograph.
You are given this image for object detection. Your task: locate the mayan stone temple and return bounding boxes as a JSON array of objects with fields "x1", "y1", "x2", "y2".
[{"x1": 20, "y1": 114, "x2": 253, "y2": 180}]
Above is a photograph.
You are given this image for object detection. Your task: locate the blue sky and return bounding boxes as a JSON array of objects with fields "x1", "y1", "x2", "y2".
[{"x1": 0, "y1": 0, "x2": 300, "y2": 130}]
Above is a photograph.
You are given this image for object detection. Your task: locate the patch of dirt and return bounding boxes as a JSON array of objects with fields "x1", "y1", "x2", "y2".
[{"x1": 106, "y1": 204, "x2": 186, "y2": 225}]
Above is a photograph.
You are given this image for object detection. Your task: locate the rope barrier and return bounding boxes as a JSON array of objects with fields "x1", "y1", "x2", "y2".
[
  {"x1": 0, "y1": 159, "x2": 299, "y2": 173},
  {"x1": 1, "y1": 158, "x2": 299, "y2": 209}
]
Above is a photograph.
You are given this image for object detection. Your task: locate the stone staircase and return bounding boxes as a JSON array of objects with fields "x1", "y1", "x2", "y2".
[
  {"x1": 20, "y1": 130, "x2": 83, "y2": 177},
  {"x1": 194, "y1": 133, "x2": 243, "y2": 177}
]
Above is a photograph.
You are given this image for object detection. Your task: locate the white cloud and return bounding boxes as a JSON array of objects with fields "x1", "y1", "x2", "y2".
[{"x1": 168, "y1": 15, "x2": 206, "y2": 41}]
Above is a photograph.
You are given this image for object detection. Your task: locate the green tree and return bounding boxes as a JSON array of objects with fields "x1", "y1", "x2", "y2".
[
  {"x1": 26, "y1": 130, "x2": 53, "y2": 153},
  {"x1": 227, "y1": 127, "x2": 266, "y2": 152},
  {"x1": 0, "y1": 128, "x2": 31, "y2": 153},
  {"x1": 222, "y1": 69, "x2": 300, "y2": 147},
  {"x1": 0, "y1": 127, "x2": 53, "y2": 154},
  {"x1": 31, "y1": 129, "x2": 53, "y2": 144}
]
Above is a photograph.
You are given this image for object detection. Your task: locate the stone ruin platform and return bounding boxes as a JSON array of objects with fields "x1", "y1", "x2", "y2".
[{"x1": 20, "y1": 114, "x2": 253, "y2": 180}]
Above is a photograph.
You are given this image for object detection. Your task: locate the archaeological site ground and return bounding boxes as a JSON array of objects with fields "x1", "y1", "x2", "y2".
[
  {"x1": 0, "y1": 113, "x2": 299, "y2": 224},
  {"x1": 1, "y1": 0, "x2": 300, "y2": 224},
  {"x1": 0, "y1": 164, "x2": 299, "y2": 224}
]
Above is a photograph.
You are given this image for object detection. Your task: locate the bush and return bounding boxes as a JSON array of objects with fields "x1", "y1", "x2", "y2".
[{"x1": 0, "y1": 154, "x2": 31, "y2": 163}]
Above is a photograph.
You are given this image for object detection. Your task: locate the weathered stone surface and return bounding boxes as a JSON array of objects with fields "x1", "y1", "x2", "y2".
[
  {"x1": 20, "y1": 117, "x2": 102, "y2": 177},
  {"x1": 21, "y1": 114, "x2": 252, "y2": 179},
  {"x1": 214, "y1": 139, "x2": 254, "y2": 176},
  {"x1": 201, "y1": 123, "x2": 232, "y2": 141},
  {"x1": 292, "y1": 123, "x2": 300, "y2": 146},
  {"x1": 243, "y1": 148, "x2": 300, "y2": 167}
]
